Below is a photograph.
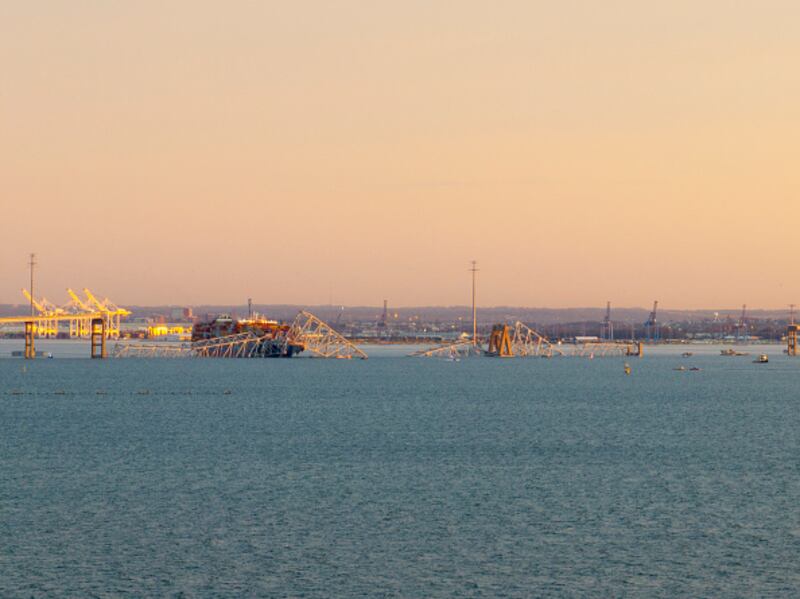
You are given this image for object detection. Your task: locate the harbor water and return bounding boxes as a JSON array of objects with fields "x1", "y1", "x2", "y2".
[{"x1": 2, "y1": 343, "x2": 799, "y2": 596}]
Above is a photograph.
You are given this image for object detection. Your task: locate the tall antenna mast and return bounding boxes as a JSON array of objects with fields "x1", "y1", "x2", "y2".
[
  {"x1": 603, "y1": 300, "x2": 614, "y2": 341},
  {"x1": 791, "y1": 304, "x2": 796, "y2": 326},
  {"x1": 29, "y1": 253, "x2": 36, "y2": 317},
  {"x1": 469, "y1": 260, "x2": 479, "y2": 345}
]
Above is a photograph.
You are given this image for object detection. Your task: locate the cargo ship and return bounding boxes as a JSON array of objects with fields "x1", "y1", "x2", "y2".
[{"x1": 191, "y1": 314, "x2": 304, "y2": 357}]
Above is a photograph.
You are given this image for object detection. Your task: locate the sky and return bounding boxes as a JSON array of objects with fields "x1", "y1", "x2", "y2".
[{"x1": 1, "y1": 1, "x2": 799, "y2": 309}]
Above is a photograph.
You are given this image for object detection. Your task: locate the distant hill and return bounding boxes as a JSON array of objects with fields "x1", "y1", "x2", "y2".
[{"x1": 0, "y1": 302, "x2": 790, "y2": 324}]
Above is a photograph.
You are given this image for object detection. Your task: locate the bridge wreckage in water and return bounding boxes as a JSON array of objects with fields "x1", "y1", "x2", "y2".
[
  {"x1": 112, "y1": 310, "x2": 367, "y2": 359},
  {"x1": 409, "y1": 321, "x2": 642, "y2": 359}
]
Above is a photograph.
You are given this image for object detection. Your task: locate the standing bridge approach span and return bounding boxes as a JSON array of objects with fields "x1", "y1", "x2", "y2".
[{"x1": 0, "y1": 288, "x2": 130, "y2": 339}]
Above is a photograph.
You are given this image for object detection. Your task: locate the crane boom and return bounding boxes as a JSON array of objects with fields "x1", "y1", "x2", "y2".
[
  {"x1": 644, "y1": 300, "x2": 658, "y2": 326},
  {"x1": 67, "y1": 288, "x2": 93, "y2": 312},
  {"x1": 643, "y1": 300, "x2": 660, "y2": 342},
  {"x1": 21, "y1": 289, "x2": 46, "y2": 314},
  {"x1": 83, "y1": 288, "x2": 106, "y2": 311}
]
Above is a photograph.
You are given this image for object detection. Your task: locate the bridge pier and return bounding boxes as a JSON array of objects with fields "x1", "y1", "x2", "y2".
[
  {"x1": 24, "y1": 321, "x2": 35, "y2": 359},
  {"x1": 627, "y1": 341, "x2": 644, "y2": 357},
  {"x1": 90, "y1": 318, "x2": 106, "y2": 359},
  {"x1": 788, "y1": 324, "x2": 798, "y2": 356},
  {"x1": 487, "y1": 324, "x2": 513, "y2": 357}
]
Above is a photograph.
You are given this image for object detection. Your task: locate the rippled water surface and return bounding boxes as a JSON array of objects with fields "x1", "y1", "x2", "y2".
[{"x1": 2, "y1": 343, "x2": 800, "y2": 597}]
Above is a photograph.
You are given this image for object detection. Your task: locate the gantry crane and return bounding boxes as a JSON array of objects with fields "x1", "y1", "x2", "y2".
[
  {"x1": 644, "y1": 300, "x2": 659, "y2": 342},
  {"x1": 65, "y1": 288, "x2": 96, "y2": 336},
  {"x1": 601, "y1": 301, "x2": 614, "y2": 341},
  {"x1": 0, "y1": 288, "x2": 130, "y2": 339},
  {"x1": 20, "y1": 289, "x2": 62, "y2": 337},
  {"x1": 67, "y1": 288, "x2": 93, "y2": 312},
  {"x1": 377, "y1": 299, "x2": 388, "y2": 337},
  {"x1": 736, "y1": 304, "x2": 748, "y2": 341},
  {"x1": 83, "y1": 288, "x2": 130, "y2": 338}
]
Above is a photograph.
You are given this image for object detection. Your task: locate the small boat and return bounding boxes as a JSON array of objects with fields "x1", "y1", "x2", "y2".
[
  {"x1": 689, "y1": 367, "x2": 702, "y2": 371},
  {"x1": 721, "y1": 349, "x2": 748, "y2": 356},
  {"x1": 754, "y1": 354, "x2": 768, "y2": 363},
  {"x1": 624, "y1": 363, "x2": 631, "y2": 375},
  {"x1": 673, "y1": 366, "x2": 687, "y2": 371},
  {"x1": 682, "y1": 352, "x2": 694, "y2": 357}
]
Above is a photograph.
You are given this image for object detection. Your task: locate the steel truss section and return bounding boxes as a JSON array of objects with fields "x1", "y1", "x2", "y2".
[
  {"x1": 193, "y1": 332, "x2": 275, "y2": 358},
  {"x1": 509, "y1": 321, "x2": 565, "y2": 357},
  {"x1": 408, "y1": 338, "x2": 484, "y2": 358},
  {"x1": 570, "y1": 342, "x2": 641, "y2": 358},
  {"x1": 111, "y1": 341, "x2": 192, "y2": 358},
  {"x1": 113, "y1": 333, "x2": 276, "y2": 359},
  {"x1": 288, "y1": 311, "x2": 368, "y2": 359}
]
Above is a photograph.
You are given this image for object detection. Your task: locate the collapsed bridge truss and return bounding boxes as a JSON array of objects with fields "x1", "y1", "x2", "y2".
[
  {"x1": 411, "y1": 321, "x2": 641, "y2": 359},
  {"x1": 507, "y1": 321, "x2": 565, "y2": 357},
  {"x1": 408, "y1": 338, "x2": 483, "y2": 359},
  {"x1": 112, "y1": 310, "x2": 368, "y2": 359},
  {"x1": 288, "y1": 311, "x2": 368, "y2": 359},
  {"x1": 568, "y1": 341, "x2": 643, "y2": 358}
]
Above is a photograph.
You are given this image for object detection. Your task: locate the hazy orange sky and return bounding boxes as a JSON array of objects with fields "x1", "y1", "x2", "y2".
[{"x1": 1, "y1": 1, "x2": 798, "y2": 309}]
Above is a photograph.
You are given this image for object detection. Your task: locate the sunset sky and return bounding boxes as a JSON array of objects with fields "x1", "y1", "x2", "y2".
[{"x1": 1, "y1": 1, "x2": 798, "y2": 309}]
